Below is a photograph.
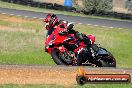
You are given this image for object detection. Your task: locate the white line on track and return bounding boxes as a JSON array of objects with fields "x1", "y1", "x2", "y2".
[
  {"x1": 33, "y1": 17, "x2": 37, "y2": 19},
  {"x1": 10, "y1": 14, "x2": 14, "y2": 16},
  {"x1": 78, "y1": 23, "x2": 82, "y2": 25},
  {"x1": 17, "y1": 15, "x2": 21, "y2": 17},
  {"x1": 94, "y1": 25, "x2": 99, "y2": 26},
  {"x1": 109, "y1": 27, "x2": 114, "y2": 28},
  {"x1": 1, "y1": 13, "x2": 6, "y2": 14},
  {"x1": 102, "y1": 26, "x2": 106, "y2": 28},
  {"x1": 24, "y1": 16, "x2": 28, "y2": 17},
  {"x1": 87, "y1": 24, "x2": 91, "y2": 25}
]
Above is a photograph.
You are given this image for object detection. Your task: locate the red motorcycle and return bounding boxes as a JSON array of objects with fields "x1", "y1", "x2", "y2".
[{"x1": 45, "y1": 24, "x2": 116, "y2": 67}]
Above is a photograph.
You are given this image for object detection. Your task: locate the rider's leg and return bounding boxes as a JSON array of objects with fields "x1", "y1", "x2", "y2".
[{"x1": 75, "y1": 32, "x2": 92, "y2": 47}]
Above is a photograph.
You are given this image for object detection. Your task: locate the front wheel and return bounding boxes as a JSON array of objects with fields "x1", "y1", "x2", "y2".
[
  {"x1": 51, "y1": 49, "x2": 67, "y2": 65},
  {"x1": 51, "y1": 49, "x2": 75, "y2": 65}
]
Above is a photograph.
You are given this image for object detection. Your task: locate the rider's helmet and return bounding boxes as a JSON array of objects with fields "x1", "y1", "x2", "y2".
[{"x1": 43, "y1": 14, "x2": 59, "y2": 30}]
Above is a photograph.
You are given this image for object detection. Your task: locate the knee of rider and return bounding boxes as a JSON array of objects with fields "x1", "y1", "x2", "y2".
[{"x1": 75, "y1": 32, "x2": 83, "y2": 40}]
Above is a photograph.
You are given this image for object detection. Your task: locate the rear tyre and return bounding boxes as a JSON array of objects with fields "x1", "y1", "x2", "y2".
[
  {"x1": 94, "y1": 46, "x2": 116, "y2": 67},
  {"x1": 96, "y1": 53, "x2": 116, "y2": 67},
  {"x1": 98, "y1": 60, "x2": 112, "y2": 67}
]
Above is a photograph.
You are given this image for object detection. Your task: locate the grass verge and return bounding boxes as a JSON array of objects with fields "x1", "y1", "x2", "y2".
[
  {"x1": 0, "y1": 1, "x2": 132, "y2": 22},
  {"x1": 0, "y1": 84, "x2": 64, "y2": 88},
  {"x1": 0, "y1": 84, "x2": 132, "y2": 88},
  {"x1": 0, "y1": 30, "x2": 54, "y2": 65},
  {"x1": 76, "y1": 84, "x2": 132, "y2": 88},
  {"x1": 0, "y1": 14, "x2": 132, "y2": 68}
]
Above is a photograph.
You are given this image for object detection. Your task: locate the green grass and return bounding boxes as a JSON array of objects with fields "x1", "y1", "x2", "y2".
[
  {"x1": 0, "y1": 84, "x2": 132, "y2": 88},
  {"x1": 0, "y1": 14, "x2": 132, "y2": 68},
  {"x1": 0, "y1": 14, "x2": 54, "y2": 65},
  {"x1": 76, "y1": 83, "x2": 132, "y2": 88},
  {"x1": 0, "y1": 84, "x2": 64, "y2": 88},
  {"x1": 0, "y1": 1, "x2": 132, "y2": 22},
  {"x1": 0, "y1": 30, "x2": 54, "y2": 65}
]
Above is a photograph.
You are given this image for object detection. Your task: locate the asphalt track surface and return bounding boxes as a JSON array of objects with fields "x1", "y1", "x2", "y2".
[{"x1": 0, "y1": 7, "x2": 132, "y2": 29}]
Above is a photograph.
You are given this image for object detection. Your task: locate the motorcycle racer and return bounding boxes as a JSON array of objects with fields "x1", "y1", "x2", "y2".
[
  {"x1": 43, "y1": 14, "x2": 93, "y2": 65},
  {"x1": 43, "y1": 14, "x2": 93, "y2": 46}
]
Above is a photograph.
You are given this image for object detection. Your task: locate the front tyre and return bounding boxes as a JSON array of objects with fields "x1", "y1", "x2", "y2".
[{"x1": 51, "y1": 49, "x2": 67, "y2": 65}]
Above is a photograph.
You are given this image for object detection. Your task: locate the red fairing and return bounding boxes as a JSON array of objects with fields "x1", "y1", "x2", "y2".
[
  {"x1": 53, "y1": 36, "x2": 67, "y2": 44},
  {"x1": 45, "y1": 22, "x2": 68, "y2": 53},
  {"x1": 58, "y1": 46, "x2": 66, "y2": 52},
  {"x1": 87, "y1": 35, "x2": 95, "y2": 44},
  {"x1": 45, "y1": 35, "x2": 52, "y2": 45}
]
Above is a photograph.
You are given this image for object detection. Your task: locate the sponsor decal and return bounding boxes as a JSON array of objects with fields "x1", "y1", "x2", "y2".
[
  {"x1": 76, "y1": 67, "x2": 131, "y2": 85},
  {"x1": 83, "y1": 74, "x2": 131, "y2": 83}
]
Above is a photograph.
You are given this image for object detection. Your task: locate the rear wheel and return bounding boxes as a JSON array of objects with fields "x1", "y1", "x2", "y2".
[{"x1": 96, "y1": 52, "x2": 116, "y2": 67}]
